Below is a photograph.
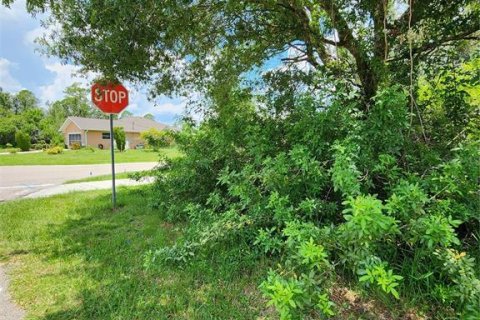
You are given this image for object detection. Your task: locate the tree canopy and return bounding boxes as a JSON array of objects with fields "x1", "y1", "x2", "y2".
[{"x1": 3, "y1": 0, "x2": 478, "y2": 105}]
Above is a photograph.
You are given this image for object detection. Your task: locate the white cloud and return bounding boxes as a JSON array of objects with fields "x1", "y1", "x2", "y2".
[
  {"x1": 37, "y1": 61, "x2": 188, "y2": 121},
  {"x1": 38, "y1": 62, "x2": 96, "y2": 104},
  {"x1": 0, "y1": 58, "x2": 22, "y2": 91},
  {"x1": 151, "y1": 101, "x2": 186, "y2": 115},
  {"x1": 24, "y1": 22, "x2": 60, "y2": 47},
  {"x1": 24, "y1": 26, "x2": 44, "y2": 46},
  {"x1": 128, "y1": 89, "x2": 186, "y2": 116}
]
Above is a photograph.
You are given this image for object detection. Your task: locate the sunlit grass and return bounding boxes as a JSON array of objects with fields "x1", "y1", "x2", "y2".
[
  {"x1": 0, "y1": 187, "x2": 266, "y2": 319},
  {"x1": 0, "y1": 147, "x2": 182, "y2": 166}
]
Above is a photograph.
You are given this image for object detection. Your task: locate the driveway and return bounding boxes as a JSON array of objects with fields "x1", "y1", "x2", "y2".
[{"x1": 0, "y1": 162, "x2": 158, "y2": 201}]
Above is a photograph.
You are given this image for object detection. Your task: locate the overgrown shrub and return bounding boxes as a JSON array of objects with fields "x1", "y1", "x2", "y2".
[
  {"x1": 113, "y1": 126, "x2": 126, "y2": 151},
  {"x1": 15, "y1": 131, "x2": 31, "y2": 151},
  {"x1": 143, "y1": 83, "x2": 480, "y2": 318},
  {"x1": 141, "y1": 128, "x2": 174, "y2": 150}
]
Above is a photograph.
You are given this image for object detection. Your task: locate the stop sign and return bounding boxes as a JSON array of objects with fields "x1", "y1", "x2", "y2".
[{"x1": 91, "y1": 82, "x2": 129, "y2": 114}]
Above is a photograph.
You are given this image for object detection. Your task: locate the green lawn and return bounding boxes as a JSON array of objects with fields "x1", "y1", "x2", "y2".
[
  {"x1": 0, "y1": 147, "x2": 181, "y2": 166},
  {"x1": 0, "y1": 188, "x2": 266, "y2": 319},
  {"x1": 64, "y1": 172, "x2": 134, "y2": 184}
]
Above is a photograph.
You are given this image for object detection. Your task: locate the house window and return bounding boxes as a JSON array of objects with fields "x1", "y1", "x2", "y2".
[
  {"x1": 69, "y1": 133, "x2": 82, "y2": 145},
  {"x1": 102, "y1": 132, "x2": 110, "y2": 139}
]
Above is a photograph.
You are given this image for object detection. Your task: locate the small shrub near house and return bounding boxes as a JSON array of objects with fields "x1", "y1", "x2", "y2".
[
  {"x1": 46, "y1": 146, "x2": 63, "y2": 155},
  {"x1": 15, "y1": 131, "x2": 31, "y2": 151},
  {"x1": 7, "y1": 148, "x2": 20, "y2": 154},
  {"x1": 141, "y1": 128, "x2": 174, "y2": 150},
  {"x1": 71, "y1": 142, "x2": 81, "y2": 150},
  {"x1": 113, "y1": 127, "x2": 126, "y2": 151}
]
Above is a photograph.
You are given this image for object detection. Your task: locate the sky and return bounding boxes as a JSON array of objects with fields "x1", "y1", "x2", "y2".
[{"x1": 0, "y1": 0, "x2": 186, "y2": 125}]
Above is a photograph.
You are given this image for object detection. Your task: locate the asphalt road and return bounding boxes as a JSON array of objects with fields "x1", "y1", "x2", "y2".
[{"x1": 0, "y1": 162, "x2": 158, "y2": 201}]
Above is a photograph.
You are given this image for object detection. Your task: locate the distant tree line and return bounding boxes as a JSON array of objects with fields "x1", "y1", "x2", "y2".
[{"x1": 0, "y1": 83, "x2": 157, "y2": 150}]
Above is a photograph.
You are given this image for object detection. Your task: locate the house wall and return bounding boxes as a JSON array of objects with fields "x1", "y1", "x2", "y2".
[
  {"x1": 62, "y1": 120, "x2": 146, "y2": 149},
  {"x1": 126, "y1": 132, "x2": 143, "y2": 149},
  {"x1": 63, "y1": 122, "x2": 84, "y2": 147},
  {"x1": 86, "y1": 130, "x2": 112, "y2": 149},
  {"x1": 85, "y1": 131, "x2": 143, "y2": 149}
]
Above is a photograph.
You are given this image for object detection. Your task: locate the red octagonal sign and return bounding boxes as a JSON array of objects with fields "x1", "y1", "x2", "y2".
[{"x1": 91, "y1": 82, "x2": 129, "y2": 114}]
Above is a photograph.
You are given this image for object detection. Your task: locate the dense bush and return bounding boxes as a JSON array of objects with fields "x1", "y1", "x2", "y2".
[
  {"x1": 113, "y1": 126, "x2": 126, "y2": 151},
  {"x1": 140, "y1": 128, "x2": 174, "y2": 150},
  {"x1": 14, "y1": 131, "x2": 31, "y2": 151},
  {"x1": 144, "y1": 80, "x2": 480, "y2": 318},
  {"x1": 32, "y1": 142, "x2": 48, "y2": 150},
  {"x1": 6, "y1": 148, "x2": 20, "y2": 154}
]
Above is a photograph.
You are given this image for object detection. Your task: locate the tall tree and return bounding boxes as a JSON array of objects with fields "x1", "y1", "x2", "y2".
[
  {"x1": 0, "y1": 88, "x2": 13, "y2": 116},
  {"x1": 120, "y1": 110, "x2": 133, "y2": 119},
  {"x1": 143, "y1": 113, "x2": 155, "y2": 120},
  {"x1": 13, "y1": 89, "x2": 37, "y2": 114},
  {"x1": 4, "y1": 0, "x2": 478, "y2": 109},
  {"x1": 46, "y1": 83, "x2": 108, "y2": 129}
]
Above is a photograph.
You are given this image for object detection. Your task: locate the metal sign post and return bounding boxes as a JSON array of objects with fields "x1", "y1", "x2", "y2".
[
  {"x1": 109, "y1": 114, "x2": 117, "y2": 208},
  {"x1": 91, "y1": 82, "x2": 129, "y2": 210}
]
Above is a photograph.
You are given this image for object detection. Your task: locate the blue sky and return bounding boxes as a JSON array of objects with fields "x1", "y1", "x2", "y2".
[{"x1": 0, "y1": 1, "x2": 186, "y2": 125}]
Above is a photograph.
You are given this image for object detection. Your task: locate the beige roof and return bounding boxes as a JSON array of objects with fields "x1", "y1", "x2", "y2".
[{"x1": 60, "y1": 116, "x2": 171, "y2": 133}]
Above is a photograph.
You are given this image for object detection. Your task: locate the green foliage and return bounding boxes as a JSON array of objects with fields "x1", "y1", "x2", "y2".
[
  {"x1": 340, "y1": 195, "x2": 398, "y2": 246},
  {"x1": 296, "y1": 238, "x2": 328, "y2": 271},
  {"x1": 260, "y1": 272, "x2": 305, "y2": 320},
  {"x1": 143, "y1": 113, "x2": 155, "y2": 120},
  {"x1": 7, "y1": 147, "x2": 20, "y2": 154},
  {"x1": 410, "y1": 215, "x2": 461, "y2": 249},
  {"x1": 254, "y1": 227, "x2": 282, "y2": 255},
  {"x1": 144, "y1": 82, "x2": 480, "y2": 317},
  {"x1": 385, "y1": 181, "x2": 428, "y2": 221},
  {"x1": 15, "y1": 131, "x2": 31, "y2": 151},
  {"x1": 113, "y1": 126, "x2": 126, "y2": 151},
  {"x1": 330, "y1": 141, "x2": 361, "y2": 197},
  {"x1": 435, "y1": 248, "x2": 480, "y2": 316},
  {"x1": 358, "y1": 262, "x2": 403, "y2": 299},
  {"x1": 141, "y1": 128, "x2": 174, "y2": 150}
]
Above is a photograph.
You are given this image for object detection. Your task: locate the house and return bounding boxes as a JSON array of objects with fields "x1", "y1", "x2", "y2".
[{"x1": 59, "y1": 116, "x2": 170, "y2": 149}]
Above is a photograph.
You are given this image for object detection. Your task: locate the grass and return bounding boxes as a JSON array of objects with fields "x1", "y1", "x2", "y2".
[
  {"x1": 64, "y1": 172, "x2": 138, "y2": 184},
  {"x1": 0, "y1": 147, "x2": 181, "y2": 166},
  {"x1": 0, "y1": 187, "x2": 267, "y2": 319}
]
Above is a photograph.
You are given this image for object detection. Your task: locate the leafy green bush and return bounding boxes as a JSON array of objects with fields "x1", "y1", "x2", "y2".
[
  {"x1": 140, "y1": 128, "x2": 174, "y2": 150},
  {"x1": 113, "y1": 126, "x2": 126, "y2": 151},
  {"x1": 6, "y1": 148, "x2": 20, "y2": 154},
  {"x1": 142, "y1": 83, "x2": 480, "y2": 318},
  {"x1": 15, "y1": 131, "x2": 31, "y2": 151}
]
